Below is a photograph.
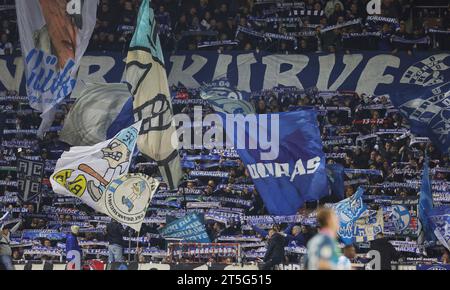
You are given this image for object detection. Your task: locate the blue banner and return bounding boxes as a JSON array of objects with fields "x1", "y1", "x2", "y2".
[
  {"x1": 392, "y1": 81, "x2": 450, "y2": 154},
  {"x1": 2, "y1": 52, "x2": 449, "y2": 100},
  {"x1": 228, "y1": 111, "x2": 328, "y2": 215},
  {"x1": 333, "y1": 187, "x2": 367, "y2": 245},
  {"x1": 158, "y1": 213, "x2": 210, "y2": 243}
]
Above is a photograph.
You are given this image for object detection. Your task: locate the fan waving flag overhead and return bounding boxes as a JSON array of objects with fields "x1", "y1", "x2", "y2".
[{"x1": 126, "y1": 0, "x2": 182, "y2": 189}]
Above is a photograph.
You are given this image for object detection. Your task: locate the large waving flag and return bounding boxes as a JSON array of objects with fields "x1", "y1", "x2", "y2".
[
  {"x1": 16, "y1": 0, "x2": 98, "y2": 136},
  {"x1": 229, "y1": 110, "x2": 329, "y2": 215},
  {"x1": 417, "y1": 156, "x2": 436, "y2": 245},
  {"x1": 333, "y1": 187, "x2": 367, "y2": 245},
  {"x1": 394, "y1": 82, "x2": 450, "y2": 154},
  {"x1": 126, "y1": 0, "x2": 182, "y2": 189},
  {"x1": 50, "y1": 121, "x2": 159, "y2": 231},
  {"x1": 60, "y1": 83, "x2": 134, "y2": 146}
]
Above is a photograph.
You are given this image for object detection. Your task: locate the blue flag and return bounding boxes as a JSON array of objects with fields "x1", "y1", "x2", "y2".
[
  {"x1": 326, "y1": 163, "x2": 345, "y2": 201},
  {"x1": 227, "y1": 110, "x2": 328, "y2": 215},
  {"x1": 418, "y1": 156, "x2": 436, "y2": 245},
  {"x1": 394, "y1": 82, "x2": 450, "y2": 154},
  {"x1": 428, "y1": 206, "x2": 450, "y2": 252},
  {"x1": 159, "y1": 213, "x2": 210, "y2": 243},
  {"x1": 333, "y1": 187, "x2": 367, "y2": 245}
]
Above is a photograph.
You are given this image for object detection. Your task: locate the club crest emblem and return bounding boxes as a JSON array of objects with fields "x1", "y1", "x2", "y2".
[{"x1": 104, "y1": 174, "x2": 158, "y2": 226}]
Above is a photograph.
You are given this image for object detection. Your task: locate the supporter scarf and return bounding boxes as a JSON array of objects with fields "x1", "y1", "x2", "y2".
[
  {"x1": 344, "y1": 169, "x2": 383, "y2": 176},
  {"x1": 342, "y1": 32, "x2": 382, "y2": 39},
  {"x1": 391, "y1": 35, "x2": 430, "y2": 45},
  {"x1": 320, "y1": 19, "x2": 361, "y2": 33},
  {"x1": 428, "y1": 29, "x2": 450, "y2": 35},
  {"x1": 197, "y1": 40, "x2": 239, "y2": 48},
  {"x1": 189, "y1": 171, "x2": 229, "y2": 178},
  {"x1": 366, "y1": 15, "x2": 400, "y2": 30}
]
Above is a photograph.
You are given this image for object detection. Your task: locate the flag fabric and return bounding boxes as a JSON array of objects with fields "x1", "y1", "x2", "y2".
[
  {"x1": 394, "y1": 82, "x2": 450, "y2": 154},
  {"x1": 333, "y1": 187, "x2": 367, "y2": 245},
  {"x1": 354, "y1": 209, "x2": 384, "y2": 243},
  {"x1": 50, "y1": 122, "x2": 161, "y2": 231},
  {"x1": 428, "y1": 206, "x2": 450, "y2": 252},
  {"x1": 16, "y1": 158, "x2": 44, "y2": 202},
  {"x1": 59, "y1": 83, "x2": 134, "y2": 146},
  {"x1": 125, "y1": 0, "x2": 182, "y2": 189},
  {"x1": 230, "y1": 110, "x2": 329, "y2": 215},
  {"x1": 326, "y1": 163, "x2": 345, "y2": 201},
  {"x1": 417, "y1": 156, "x2": 436, "y2": 245},
  {"x1": 200, "y1": 80, "x2": 255, "y2": 115},
  {"x1": 16, "y1": 0, "x2": 98, "y2": 135},
  {"x1": 159, "y1": 213, "x2": 210, "y2": 243}
]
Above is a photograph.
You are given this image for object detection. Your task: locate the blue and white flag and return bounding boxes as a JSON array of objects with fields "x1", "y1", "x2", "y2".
[
  {"x1": 200, "y1": 79, "x2": 255, "y2": 115},
  {"x1": 159, "y1": 213, "x2": 210, "y2": 243},
  {"x1": 16, "y1": 0, "x2": 98, "y2": 136},
  {"x1": 418, "y1": 156, "x2": 436, "y2": 245},
  {"x1": 428, "y1": 206, "x2": 450, "y2": 252},
  {"x1": 333, "y1": 187, "x2": 367, "y2": 245},
  {"x1": 392, "y1": 54, "x2": 450, "y2": 154},
  {"x1": 229, "y1": 110, "x2": 329, "y2": 215}
]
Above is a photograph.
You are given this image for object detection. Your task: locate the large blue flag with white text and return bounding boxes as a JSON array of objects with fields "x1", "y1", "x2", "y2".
[{"x1": 228, "y1": 111, "x2": 328, "y2": 215}]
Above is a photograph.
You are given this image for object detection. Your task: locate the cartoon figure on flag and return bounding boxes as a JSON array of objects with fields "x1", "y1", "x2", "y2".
[
  {"x1": 77, "y1": 126, "x2": 139, "y2": 202},
  {"x1": 104, "y1": 174, "x2": 159, "y2": 231},
  {"x1": 122, "y1": 180, "x2": 147, "y2": 212},
  {"x1": 51, "y1": 121, "x2": 141, "y2": 208}
]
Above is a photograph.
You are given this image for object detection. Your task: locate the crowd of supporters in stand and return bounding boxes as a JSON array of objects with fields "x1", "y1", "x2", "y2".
[
  {"x1": 1, "y1": 85, "x2": 449, "y2": 267},
  {"x1": 1, "y1": 0, "x2": 450, "y2": 55}
]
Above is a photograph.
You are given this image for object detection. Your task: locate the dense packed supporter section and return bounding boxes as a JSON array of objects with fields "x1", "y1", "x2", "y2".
[{"x1": 0, "y1": 0, "x2": 450, "y2": 271}]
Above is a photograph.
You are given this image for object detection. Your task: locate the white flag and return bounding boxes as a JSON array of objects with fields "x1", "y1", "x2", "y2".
[
  {"x1": 50, "y1": 121, "x2": 158, "y2": 230},
  {"x1": 16, "y1": 0, "x2": 98, "y2": 135}
]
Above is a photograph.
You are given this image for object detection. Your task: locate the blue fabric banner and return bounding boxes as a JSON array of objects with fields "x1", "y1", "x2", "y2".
[
  {"x1": 333, "y1": 187, "x2": 367, "y2": 245},
  {"x1": 227, "y1": 111, "x2": 329, "y2": 215},
  {"x1": 392, "y1": 81, "x2": 450, "y2": 154},
  {"x1": 158, "y1": 213, "x2": 210, "y2": 243}
]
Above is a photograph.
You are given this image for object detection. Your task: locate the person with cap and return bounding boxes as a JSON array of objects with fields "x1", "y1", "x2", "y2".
[
  {"x1": 0, "y1": 215, "x2": 22, "y2": 270},
  {"x1": 66, "y1": 225, "x2": 82, "y2": 265}
]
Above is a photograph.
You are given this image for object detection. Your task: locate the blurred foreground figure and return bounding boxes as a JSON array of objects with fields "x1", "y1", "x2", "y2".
[{"x1": 306, "y1": 208, "x2": 341, "y2": 270}]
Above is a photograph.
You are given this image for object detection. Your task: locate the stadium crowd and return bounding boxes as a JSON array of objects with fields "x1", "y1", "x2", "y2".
[
  {"x1": 1, "y1": 0, "x2": 450, "y2": 55},
  {"x1": 0, "y1": 0, "x2": 449, "y2": 270}
]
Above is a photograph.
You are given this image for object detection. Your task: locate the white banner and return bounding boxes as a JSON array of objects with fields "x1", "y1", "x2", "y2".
[
  {"x1": 50, "y1": 122, "x2": 159, "y2": 231},
  {"x1": 16, "y1": 0, "x2": 98, "y2": 132}
]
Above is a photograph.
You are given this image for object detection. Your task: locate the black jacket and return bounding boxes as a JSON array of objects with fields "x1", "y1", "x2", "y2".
[
  {"x1": 370, "y1": 238, "x2": 399, "y2": 270},
  {"x1": 106, "y1": 221, "x2": 125, "y2": 246},
  {"x1": 263, "y1": 233, "x2": 285, "y2": 263}
]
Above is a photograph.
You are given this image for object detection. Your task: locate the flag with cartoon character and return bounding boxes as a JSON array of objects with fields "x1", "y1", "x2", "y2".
[{"x1": 50, "y1": 121, "x2": 158, "y2": 230}]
